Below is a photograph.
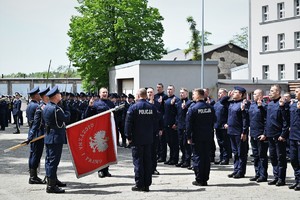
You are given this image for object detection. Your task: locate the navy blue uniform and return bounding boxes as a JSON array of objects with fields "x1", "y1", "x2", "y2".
[
  {"x1": 85, "y1": 99, "x2": 115, "y2": 176},
  {"x1": 154, "y1": 92, "x2": 168, "y2": 162},
  {"x1": 289, "y1": 100, "x2": 300, "y2": 187},
  {"x1": 125, "y1": 99, "x2": 157, "y2": 190},
  {"x1": 163, "y1": 95, "x2": 180, "y2": 164},
  {"x1": 12, "y1": 98, "x2": 22, "y2": 133},
  {"x1": 26, "y1": 100, "x2": 41, "y2": 169},
  {"x1": 214, "y1": 96, "x2": 231, "y2": 163},
  {"x1": 248, "y1": 101, "x2": 268, "y2": 180},
  {"x1": 0, "y1": 99, "x2": 6, "y2": 130},
  {"x1": 227, "y1": 99, "x2": 249, "y2": 177},
  {"x1": 176, "y1": 98, "x2": 192, "y2": 166},
  {"x1": 43, "y1": 102, "x2": 70, "y2": 180},
  {"x1": 186, "y1": 100, "x2": 215, "y2": 184},
  {"x1": 265, "y1": 98, "x2": 289, "y2": 183}
]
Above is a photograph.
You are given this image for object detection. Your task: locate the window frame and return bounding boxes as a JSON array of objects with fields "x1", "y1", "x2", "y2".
[
  {"x1": 262, "y1": 65, "x2": 269, "y2": 80},
  {"x1": 262, "y1": 36, "x2": 269, "y2": 52},
  {"x1": 278, "y1": 33, "x2": 285, "y2": 50},
  {"x1": 278, "y1": 2, "x2": 285, "y2": 19},
  {"x1": 278, "y1": 64, "x2": 285, "y2": 80},
  {"x1": 295, "y1": 32, "x2": 300, "y2": 48},
  {"x1": 262, "y1": 5, "x2": 269, "y2": 22}
]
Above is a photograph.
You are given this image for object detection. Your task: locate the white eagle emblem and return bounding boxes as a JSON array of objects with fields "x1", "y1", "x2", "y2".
[{"x1": 89, "y1": 130, "x2": 109, "y2": 153}]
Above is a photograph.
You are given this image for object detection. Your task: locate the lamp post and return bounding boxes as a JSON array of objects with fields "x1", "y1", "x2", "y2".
[{"x1": 200, "y1": 0, "x2": 205, "y2": 88}]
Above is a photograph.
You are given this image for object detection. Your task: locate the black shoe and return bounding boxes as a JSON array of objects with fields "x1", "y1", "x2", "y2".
[
  {"x1": 249, "y1": 177, "x2": 258, "y2": 181},
  {"x1": 233, "y1": 173, "x2": 245, "y2": 179},
  {"x1": 187, "y1": 166, "x2": 193, "y2": 170},
  {"x1": 157, "y1": 158, "x2": 166, "y2": 163},
  {"x1": 105, "y1": 172, "x2": 112, "y2": 177},
  {"x1": 228, "y1": 172, "x2": 236, "y2": 178},
  {"x1": 220, "y1": 160, "x2": 229, "y2": 165},
  {"x1": 56, "y1": 179, "x2": 67, "y2": 187},
  {"x1": 46, "y1": 186, "x2": 65, "y2": 193},
  {"x1": 256, "y1": 177, "x2": 267, "y2": 183},
  {"x1": 175, "y1": 162, "x2": 183, "y2": 167},
  {"x1": 131, "y1": 186, "x2": 144, "y2": 192},
  {"x1": 289, "y1": 183, "x2": 298, "y2": 189},
  {"x1": 98, "y1": 171, "x2": 105, "y2": 178},
  {"x1": 192, "y1": 181, "x2": 207, "y2": 186},
  {"x1": 295, "y1": 184, "x2": 300, "y2": 191},
  {"x1": 214, "y1": 161, "x2": 220, "y2": 165},
  {"x1": 210, "y1": 157, "x2": 215, "y2": 163},
  {"x1": 181, "y1": 162, "x2": 190, "y2": 168},
  {"x1": 268, "y1": 179, "x2": 278, "y2": 185},
  {"x1": 168, "y1": 160, "x2": 178, "y2": 165},
  {"x1": 276, "y1": 180, "x2": 285, "y2": 186},
  {"x1": 143, "y1": 186, "x2": 150, "y2": 192},
  {"x1": 29, "y1": 177, "x2": 46, "y2": 184},
  {"x1": 152, "y1": 170, "x2": 160, "y2": 175},
  {"x1": 13, "y1": 131, "x2": 20, "y2": 134}
]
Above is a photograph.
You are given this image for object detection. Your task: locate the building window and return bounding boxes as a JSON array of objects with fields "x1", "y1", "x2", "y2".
[
  {"x1": 278, "y1": 34, "x2": 285, "y2": 50},
  {"x1": 295, "y1": 32, "x2": 300, "y2": 48},
  {"x1": 278, "y1": 64, "x2": 285, "y2": 80},
  {"x1": 262, "y1": 36, "x2": 269, "y2": 51},
  {"x1": 296, "y1": 63, "x2": 300, "y2": 79},
  {"x1": 296, "y1": 0, "x2": 300, "y2": 16},
  {"x1": 278, "y1": 2, "x2": 285, "y2": 19},
  {"x1": 262, "y1": 5, "x2": 269, "y2": 21},
  {"x1": 262, "y1": 65, "x2": 269, "y2": 79}
]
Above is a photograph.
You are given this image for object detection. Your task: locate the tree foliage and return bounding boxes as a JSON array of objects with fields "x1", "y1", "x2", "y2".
[
  {"x1": 67, "y1": 0, "x2": 166, "y2": 90},
  {"x1": 229, "y1": 26, "x2": 248, "y2": 50},
  {"x1": 184, "y1": 16, "x2": 212, "y2": 61},
  {"x1": 4, "y1": 65, "x2": 79, "y2": 78}
]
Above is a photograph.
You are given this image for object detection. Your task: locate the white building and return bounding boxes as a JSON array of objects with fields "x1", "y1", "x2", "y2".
[{"x1": 249, "y1": 0, "x2": 300, "y2": 81}]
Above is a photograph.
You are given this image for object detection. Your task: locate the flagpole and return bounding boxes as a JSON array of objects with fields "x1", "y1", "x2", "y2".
[
  {"x1": 3, "y1": 135, "x2": 45, "y2": 153},
  {"x1": 66, "y1": 104, "x2": 125, "y2": 129}
]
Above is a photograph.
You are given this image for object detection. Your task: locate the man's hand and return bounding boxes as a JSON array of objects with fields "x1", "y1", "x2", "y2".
[
  {"x1": 172, "y1": 124, "x2": 177, "y2": 130},
  {"x1": 257, "y1": 98, "x2": 262, "y2": 107},
  {"x1": 241, "y1": 134, "x2": 247, "y2": 142},
  {"x1": 88, "y1": 98, "x2": 94, "y2": 107},
  {"x1": 158, "y1": 96, "x2": 162, "y2": 104},
  {"x1": 159, "y1": 130, "x2": 163, "y2": 136},
  {"x1": 279, "y1": 98, "x2": 285, "y2": 106},
  {"x1": 21, "y1": 139, "x2": 30, "y2": 145},
  {"x1": 181, "y1": 100, "x2": 186, "y2": 109},
  {"x1": 224, "y1": 124, "x2": 228, "y2": 129},
  {"x1": 187, "y1": 139, "x2": 192, "y2": 145},
  {"x1": 297, "y1": 101, "x2": 300, "y2": 109},
  {"x1": 278, "y1": 136, "x2": 286, "y2": 142},
  {"x1": 171, "y1": 97, "x2": 176, "y2": 105},
  {"x1": 258, "y1": 134, "x2": 266, "y2": 141}
]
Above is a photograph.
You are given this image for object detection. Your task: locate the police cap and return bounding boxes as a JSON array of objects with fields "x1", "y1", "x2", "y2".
[
  {"x1": 46, "y1": 86, "x2": 60, "y2": 98},
  {"x1": 39, "y1": 87, "x2": 50, "y2": 96},
  {"x1": 121, "y1": 93, "x2": 127, "y2": 98},
  {"x1": 128, "y1": 93, "x2": 135, "y2": 99},
  {"x1": 28, "y1": 86, "x2": 40, "y2": 96},
  {"x1": 234, "y1": 86, "x2": 246, "y2": 94}
]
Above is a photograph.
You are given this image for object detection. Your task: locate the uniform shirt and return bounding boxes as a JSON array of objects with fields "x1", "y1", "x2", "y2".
[
  {"x1": 163, "y1": 95, "x2": 179, "y2": 128},
  {"x1": 12, "y1": 99, "x2": 21, "y2": 115},
  {"x1": 26, "y1": 100, "x2": 39, "y2": 127},
  {"x1": 289, "y1": 100, "x2": 300, "y2": 141},
  {"x1": 265, "y1": 97, "x2": 289, "y2": 138},
  {"x1": 176, "y1": 98, "x2": 192, "y2": 130},
  {"x1": 85, "y1": 99, "x2": 115, "y2": 117},
  {"x1": 248, "y1": 101, "x2": 267, "y2": 138},
  {"x1": 227, "y1": 99, "x2": 249, "y2": 136},
  {"x1": 125, "y1": 99, "x2": 157, "y2": 145},
  {"x1": 43, "y1": 101, "x2": 71, "y2": 144},
  {"x1": 213, "y1": 96, "x2": 230, "y2": 129},
  {"x1": 186, "y1": 100, "x2": 215, "y2": 143},
  {"x1": 28, "y1": 101, "x2": 47, "y2": 140}
]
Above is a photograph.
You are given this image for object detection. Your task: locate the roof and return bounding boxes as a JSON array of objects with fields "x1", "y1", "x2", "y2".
[{"x1": 161, "y1": 43, "x2": 247, "y2": 61}]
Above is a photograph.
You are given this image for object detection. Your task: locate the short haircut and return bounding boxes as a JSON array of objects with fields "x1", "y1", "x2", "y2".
[
  {"x1": 180, "y1": 87, "x2": 188, "y2": 92},
  {"x1": 219, "y1": 88, "x2": 227, "y2": 93},
  {"x1": 193, "y1": 88, "x2": 205, "y2": 97},
  {"x1": 138, "y1": 88, "x2": 147, "y2": 98},
  {"x1": 147, "y1": 87, "x2": 154, "y2": 91},
  {"x1": 271, "y1": 84, "x2": 281, "y2": 93},
  {"x1": 157, "y1": 83, "x2": 164, "y2": 88},
  {"x1": 254, "y1": 89, "x2": 263, "y2": 95},
  {"x1": 168, "y1": 85, "x2": 175, "y2": 90}
]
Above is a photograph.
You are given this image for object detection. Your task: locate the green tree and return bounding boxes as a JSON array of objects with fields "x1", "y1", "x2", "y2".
[
  {"x1": 229, "y1": 26, "x2": 248, "y2": 50},
  {"x1": 184, "y1": 16, "x2": 212, "y2": 61},
  {"x1": 67, "y1": 0, "x2": 166, "y2": 90}
]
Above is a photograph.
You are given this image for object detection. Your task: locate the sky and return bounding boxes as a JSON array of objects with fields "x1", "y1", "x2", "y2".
[{"x1": 0, "y1": 0, "x2": 249, "y2": 75}]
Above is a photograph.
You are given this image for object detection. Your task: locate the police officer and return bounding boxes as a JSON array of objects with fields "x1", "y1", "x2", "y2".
[
  {"x1": 186, "y1": 88, "x2": 215, "y2": 186},
  {"x1": 23, "y1": 86, "x2": 45, "y2": 184},
  {"x1": 248, "y1": 89, "x2": 269, "y2": 182},
  {"x1": 266, "y1": 84, "x2": 289, "y2": 187},
  {"x1": 163, "y1": 85, "x2": 180, "y2": 165},
  {"x1": 85, "y1": 87, "x2": 115, "y2": 178},
  {"x1": 154, "y1": 83, "x2": 168, "y2": 163},
  {"x1": 125, "y1": 88, "x2": 157, "y2": 192},
  {"x1": 12, "y1": 92, "x2": 22, "y2": 134},
  {"x1": 225, "y1": 86, "x2": 249, "y2": 179},
  {"x1": 43, "y1": 86, "x2": 70, "y2": 193},
  {"x1": 289, "y1": 86, "x2": 300, "y2": 191},
  {"x1": 147, "y1": 87, "x2": 163, "y2": 175},
  {"x1": 213, "y1": 88, "x2": 231, "y2": 165},
  {"x1": 176, "y1": 88, "x2": 192, "y2": 168}
]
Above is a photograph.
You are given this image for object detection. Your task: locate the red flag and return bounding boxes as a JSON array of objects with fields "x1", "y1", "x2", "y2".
[{"x1": 66, "y1": 111, "x2": 117, "y2": 178}]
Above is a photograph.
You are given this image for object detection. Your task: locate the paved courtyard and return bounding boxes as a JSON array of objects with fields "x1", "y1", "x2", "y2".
[{"x1": 0, "y1": 123, "x2": 299, "y2": 200}]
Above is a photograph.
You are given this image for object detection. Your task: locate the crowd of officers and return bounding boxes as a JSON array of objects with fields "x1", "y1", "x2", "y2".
[{"x1": 2, "y1": 83, "x2": 300, "y2": 193}]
